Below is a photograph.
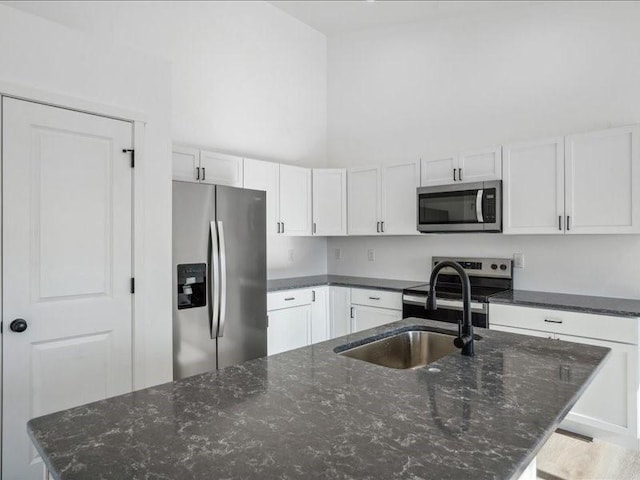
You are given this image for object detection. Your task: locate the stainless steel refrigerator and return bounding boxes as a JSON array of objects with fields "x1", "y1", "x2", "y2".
[{"x1": 172, "y1": 181, "x2": 267, "y2": 380}]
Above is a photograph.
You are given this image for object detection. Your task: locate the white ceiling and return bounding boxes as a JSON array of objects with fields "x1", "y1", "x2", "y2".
[{"x1": 268, "y1": 1, "x2": 533, "y2": 35}]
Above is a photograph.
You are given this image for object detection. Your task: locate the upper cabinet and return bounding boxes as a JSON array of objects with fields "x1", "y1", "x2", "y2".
[
  {"x1": 420, "y1": 146, "x2": 502, "y2": 186},
  {"x1": 565, "y1": 125, "x2": 640, "y2": 234},
  {"x1": 243, "y1": 159, "x2": 312, "y2": 236},
  {"x1": 504, "y1": 125, "x2": 640, "y2": 235},
  {"x1": 312, "y1": 169, "x2": 347, "y2": 236},
  {"x1": 348, "y1": 161, "x2": 419, "y2": 235},
  {"x1": 172, "y1": 144, "x2": 243, "y2": 187},
  {"x1": 503, "y1": 137, "x2": 565, "y2": 234}
]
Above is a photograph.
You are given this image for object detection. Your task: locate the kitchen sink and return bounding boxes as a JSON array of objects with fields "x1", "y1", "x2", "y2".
[{"x1": 338, "y1": 330, "x2": 458, "y2": 370}]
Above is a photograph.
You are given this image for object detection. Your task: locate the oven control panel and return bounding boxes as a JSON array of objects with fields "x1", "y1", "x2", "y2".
[{"x1": 432, "y1": 257, "x2": 513, "y2": 279}]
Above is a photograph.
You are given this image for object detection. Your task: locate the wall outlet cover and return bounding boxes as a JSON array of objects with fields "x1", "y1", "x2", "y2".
[
  {"x1": 288, "y1": 249, "x2": 294, "y2": 262},
  {"x1": 514, "y1": 252, "x2": 524, "y2": 268},
  {"x1": 335, "y1": 248, "x2": 341, "y2": 260},
  {"x1": 367, "y1": 249, "x2": 375, "y2": 262}
]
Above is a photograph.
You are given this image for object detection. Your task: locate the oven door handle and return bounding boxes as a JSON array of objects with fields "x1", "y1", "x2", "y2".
[
  {"x1": 403, "y1": 295, "x2": 428, "y2": 306},
  {"x1": 476, "y1": 189, "x2": 484, "y2": 223},
  {"x1": 432, "y1": 298, "x2": 487, "y2": 314}
]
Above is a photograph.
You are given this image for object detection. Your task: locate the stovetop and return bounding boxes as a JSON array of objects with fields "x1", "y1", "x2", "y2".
[{"x1": 404, "y1": 283, "x2": 510, "y2": 302}]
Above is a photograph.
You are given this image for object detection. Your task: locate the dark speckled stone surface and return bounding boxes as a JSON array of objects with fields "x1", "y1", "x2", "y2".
[
  {"x1": 267, "y1": 274, "x2": 424, "y2": 292},
  {"x1": 28, "y1": 318, "x2": 609, "y2": 480},
  {"x1": 490, "y1": 289, "x2": 640, "y2": 318}
]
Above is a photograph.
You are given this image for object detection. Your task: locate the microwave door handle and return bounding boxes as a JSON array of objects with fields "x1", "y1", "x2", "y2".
[{"x1": 476, "y1": 189, "x2": 484, "y2": 223}]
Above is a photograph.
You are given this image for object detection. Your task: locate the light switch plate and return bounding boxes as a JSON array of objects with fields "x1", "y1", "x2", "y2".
[
  {"x1": 367, "y1": 249, "x2": 375, "y2": 262},
  {"x1": 334, "y1": 248, "x2": 341, "y2": 260},
  {"x1": 514, "y1": 252, "x2": 524, "y2": 268}
]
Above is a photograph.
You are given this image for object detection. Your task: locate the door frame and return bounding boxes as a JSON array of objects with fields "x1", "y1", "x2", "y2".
[{"x1": 0, "y1": 83, "x2": 150, "y2": 430}]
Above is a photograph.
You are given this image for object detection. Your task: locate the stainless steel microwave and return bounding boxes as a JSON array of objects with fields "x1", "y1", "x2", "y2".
[{"x1": 416, "y1": 180, "x2": 502, "y2": 233}]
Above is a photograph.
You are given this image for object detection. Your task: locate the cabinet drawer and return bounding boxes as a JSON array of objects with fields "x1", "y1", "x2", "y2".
[
  {"x1": 267, "y1": 289, "x2": 313, "y2": 311},
  {"x1": 490, "y1": 304, "x2": 638, "y2": 345},
  {"x1": 351, "y1": 288, "x2": 402, "y2": 310}
]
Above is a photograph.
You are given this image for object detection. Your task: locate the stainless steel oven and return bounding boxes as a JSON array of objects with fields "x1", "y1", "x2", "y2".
[{"x1": 417, "y1": 180, "x2": 502, "y2": 233}]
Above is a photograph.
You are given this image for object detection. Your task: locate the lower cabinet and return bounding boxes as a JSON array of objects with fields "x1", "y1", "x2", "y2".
[
  {"x1": 267, "y1": 304, "x2": 311, "y2": 356},
  {"x1": 329, "y1": 286, "x2": 352, "y2": 338},
  {"x1": 351, "y1": 305, "x2": 402, "y2": 333},
  {"x1": 310, "y1": 286, "x2": 329, "y2": 344},
  {"x1": 490, "y1": 303, "x2": 640, "y2": 449}
]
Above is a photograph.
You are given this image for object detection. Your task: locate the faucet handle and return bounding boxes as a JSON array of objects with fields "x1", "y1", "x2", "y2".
[{"x1": 454, "y1": 334, "x2": 475, "y2": 356}]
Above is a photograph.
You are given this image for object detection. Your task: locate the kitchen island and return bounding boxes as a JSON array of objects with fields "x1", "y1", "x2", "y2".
[{"x1": 28, "y1": 318, "x2": 610, "y2": 480}]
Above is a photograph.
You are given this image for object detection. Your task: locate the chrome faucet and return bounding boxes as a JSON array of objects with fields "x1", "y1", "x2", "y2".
[{"x1": 426, "y1": 260, "x2": 474, "y2": 356}]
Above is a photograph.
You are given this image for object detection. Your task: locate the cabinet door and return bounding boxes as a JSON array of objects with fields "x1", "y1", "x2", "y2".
[
  {"x1": 458, "y1": 146, "x2": 502, "y2": 183},
  {"x1": 381, "y1": 162, "x2": 419, "y2": 235},
  {"x1": 172, "y1": 144, "x2": 199, "y2": 182},
  {"x1": 348, "y1": 166, "x2": 381, "y2": 235},
  {"x1": 312, "y1": 169, "x2": 347, "y2": 236},
  {"x1": 199, "y1": 150, "x2": 243, "y2": 187},
  {"x1": 310, "y1": 287, "x2": 329, "y2": 344},
  {"x1": 565, "y1": 125, "x2": 640, "y2": 234},
  {"x1": 243, "y1": 158, "x2": 280, "y2": 236},
  {"x1": 279, "y1": 164, "x2": 312, "y2": 236},
  {"x1": 267, "y1": 305, "x2": 311, "y2": 356},
  {"x1": 558, "y1": 334, "x2": 637, "y2": 439},
  {"x1": 329, "y1": 287, "x2": 352, "y2": 339},
  {"x1": 502, "y1": 138, "x2": 565, "y2": 234},
  {"x1": 420, "y1": 156, "x2": 458, "y2": 186},
  {"x1": 352, "y1": 306, "x2": 402, "y2": 334}
]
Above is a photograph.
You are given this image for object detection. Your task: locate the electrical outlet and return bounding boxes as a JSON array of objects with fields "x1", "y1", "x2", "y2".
[
  {"x1": 288, "y1": 249, "x2": 294, "y2": 262},
  {"x1": 367, "y1": 249, "x2": 375, "y2": 262},
  {"x1": 334, "y1": 248, "x2": 341, "y2": 260},
  {"x1": 514, "y1": 252, "x2": 524, "y2": 269}
]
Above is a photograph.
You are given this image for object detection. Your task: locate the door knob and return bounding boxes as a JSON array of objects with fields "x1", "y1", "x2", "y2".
[{"x1": 10, "y1": 319, "x2": 27, "y2": 333}]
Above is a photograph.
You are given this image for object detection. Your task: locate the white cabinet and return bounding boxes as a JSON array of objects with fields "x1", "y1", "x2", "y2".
[
  {"x1": 503, "y1": 125, "x2": 640, "y2": 235},
  {"x1": 565, "y1": 125, "x2": 640, "y2": 234},
  {"x1": 279, "y1": 164, "x2": 312, "y2": 236},
  {"x1": 244, "y1": 160, "x2": 312, "y2": 236},
  {"x1": 172, "y1": 144, "x2": 242, "y2": 186},
  {"x1": 310, "y1": 287, "x2": 330, "y2": 344},
  {"x1": 348, "y1": 166, "x2": 380, "y2": 235},
  {"x1": 267, "y1": 305, "x2": 311, "y2": 356},
  {"x1": 381, "y1": 162, "x2": 419, "y2": 235},
  {"x1": 490, "y1": 303, "x2": 640, "y2": 449},
  {"x1": 312, "y1": 169, "x2": 347, "y2": 236},
  {"x1": 421, "y1": 147, "x2": 502, "y2": 186},
  {"x1": 351, "y1": 305, "x2": 402, "y2": 333},
  {"x1": 199, "y1": 150, "x2": 243, "y2": 186},
  {"x1": 348, "y1": 162, "x2": 419, "y2": 235},
  {"x1": 503, "y1": 137, "x2": 565, "y2": 234},
  {"x1": 329, "y1": 286, "x2": 352, "y2": 339},
  {"x1": 243, "y1": 158, "x2": 280, "y2": 236}
]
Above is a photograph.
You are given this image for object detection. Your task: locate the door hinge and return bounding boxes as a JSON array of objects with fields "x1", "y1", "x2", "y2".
[
  {"x1": 130, "y1": 277, "x2": 135, "y2": 294},
  {"x1": 123, "y1": 149, "x2": 135, "y2": 168}
]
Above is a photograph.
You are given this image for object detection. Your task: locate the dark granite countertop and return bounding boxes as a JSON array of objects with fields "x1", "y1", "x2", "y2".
[
  {"x1": 28, "y1": 318, "x2": 609, "y2": 480},
  {"x1": 490, "y1": 289, "x2": 640, "y2": 318},
  {"x1": 267, "y1": 274, "x2": 424, "y2": 292}
]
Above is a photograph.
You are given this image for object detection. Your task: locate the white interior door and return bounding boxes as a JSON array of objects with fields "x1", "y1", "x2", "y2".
[
  {"x1": 243, "y1": 158, "x2": 280, "y2": 236},
  {"x1": 312, "y1": 168, "x2": 347, "y2": 235},
  {"x1": 381, "y1": 161, "x2": 419, "y2": 235},
  {"x1": 279, "y1": 164, "x2": 312, "y2": 236},
  {"x1": 502, "y1": 137, "x2": 565, "y2": 234},
  {"x1": 347, "y1": 166, "x2": 381, "y2": 235},
  {"x1": 2, "y1": 98, "x2": 134, "y2": 480},
  {"x1": 565, "y1": 125, "x2": 640, "y2": 234}
]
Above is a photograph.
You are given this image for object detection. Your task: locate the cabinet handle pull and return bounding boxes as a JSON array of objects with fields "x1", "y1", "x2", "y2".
[
  {"x1": 350, "y1": 307, "x2": 355, "y2": 319},
  {"x1": 558, "y1": 215, "x2": 562, "y2": 231},
  {"x1": 312, "y1": 291, "x2": 316, "y2": 302},
  {"x1": 369, "y1": 296, "x2": 380, "y2": 300},
  {"x1": 453, "y1": 168, "x2": 457, "y2": 181},
  {"x1": 282, "y1": 222, "x2": 285, "y2": 233},
  {"x1": 277, "y1": 222, "x2": 281, "y2": 234},
  {"x1": 544, "y1": 318, "x2": 563, "y2": 324},
  {"x1": 313, "y1": 222, "x2": 317, "y2": 234},
  {"x1": 196, "y1": 167, "x2": 200, "y2": 181},
  {"x1": 284, "y1": 297, "x2": 295, "y2": 301},
  {"x1": 381, "y1": 221, "x2": 385, "y2": 233},
  {"x1": 566, "y1": 216, "x2": 570, "y2": 231},
  {"x1": 458, "y1": 168, "x2": 462, "y2": 181},
  {"x1": 376, "y1": 221, "x2": 380, "y2": 233},
  {"x1": 202, "y1": 167, "x2": 206, "y2": 181}
]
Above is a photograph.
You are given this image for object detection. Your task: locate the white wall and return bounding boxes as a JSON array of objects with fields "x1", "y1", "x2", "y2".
[
  {"x1": 0, "y1": 4, "x2": 173, "y2": 386},
  {"x1": 327, "y1": 1, "x2": 640, "y2": 298},
  {"x1": 6, "y1": 0, "x2": 330, "y2": 279}
]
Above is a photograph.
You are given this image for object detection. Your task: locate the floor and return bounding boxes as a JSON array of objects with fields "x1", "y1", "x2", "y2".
[{"x1": 536, "y1": 432, "x2": 640, "y2": 480}]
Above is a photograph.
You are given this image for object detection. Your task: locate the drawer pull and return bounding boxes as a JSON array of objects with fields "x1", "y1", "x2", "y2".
[
  {"x1": 368, "y1": 296, "x2": 380, "y2": 300},
  {"x1": 544, "y1": 318, "x2": 563, "y2": 324},
  {"x1": 284, "y1": 297, "x2": 295, "y2": 301}
]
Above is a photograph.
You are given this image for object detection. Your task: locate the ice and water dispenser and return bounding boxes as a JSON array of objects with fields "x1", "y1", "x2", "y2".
[{"x1": 177, "y1": 263, "x2": 207, "y2": 309}]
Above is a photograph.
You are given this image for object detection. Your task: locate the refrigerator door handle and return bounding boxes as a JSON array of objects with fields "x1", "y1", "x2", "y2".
[
  {"x1": 209, "y1": 221, "x2": 221, "y2": 339},
  {"x1": 217, "y1": 220, "x2": 228, "y2": 338}
]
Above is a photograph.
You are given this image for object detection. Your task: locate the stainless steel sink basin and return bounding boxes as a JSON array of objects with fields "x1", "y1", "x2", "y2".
[{"x1": 338, "y1": 330, "x2": 457, "y2": 369}]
